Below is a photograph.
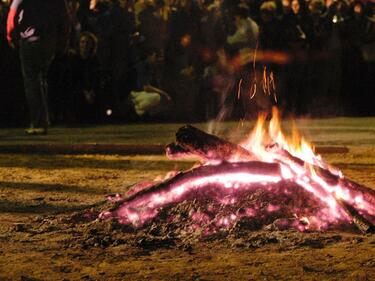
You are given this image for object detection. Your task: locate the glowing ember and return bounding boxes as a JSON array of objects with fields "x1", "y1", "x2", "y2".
[{"x1": 101, "y1": 108, "x2": 375, "y2": 234}]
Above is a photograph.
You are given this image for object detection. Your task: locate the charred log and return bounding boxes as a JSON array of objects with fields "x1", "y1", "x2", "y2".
[
  {"x1": 266, "y1": 143, "x2": 375, "y2": 205},
  {"x1": 165, "y1": 143, "x2": 196, "y2": 160},
  {"x1": 175, "y1": 125, "x2": 254, "y2": 161},
  {"x1": 336, "y1": 198, "x2": 375, "y2": 234}
]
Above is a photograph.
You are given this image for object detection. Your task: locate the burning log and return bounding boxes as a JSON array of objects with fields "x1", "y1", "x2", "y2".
[
  {"x1": 174, "y1": 125, "x2": 254, "y2": 161},
  {"x1": 102, "y1": 156, "x2": 375, "y2": 232},
  {"x1": 110, "y1": 161, "x2": 281, "y2": 208},
  {"x1": 340, "y1": 179, "x2": 375, "y2": 205},
  {"x1": 266, "y1": 143, "x2": 339, "y2": 184},
  {"x1": 266, "y1": 143, "x2": 375, "y2": 203}
]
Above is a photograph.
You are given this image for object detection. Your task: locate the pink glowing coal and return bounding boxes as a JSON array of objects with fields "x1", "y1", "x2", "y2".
[{"x1": 100, "y1": 108, "x2": 375, "y2": 233}]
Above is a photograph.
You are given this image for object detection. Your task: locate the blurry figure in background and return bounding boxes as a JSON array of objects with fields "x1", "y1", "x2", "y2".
[
  {"x1": 282, "y1": 0, "x2": 313, "y2": 114},
  {"x1": 109, "y1": 0, "x2": 136, "y2": 116},
  {"x1": 130, "y1": 85, "x2": 171, "y2": 118},
  {"x1": 360, "y1": 2, "x2": 375, "y2": 115},
  {"x1": 163, "y1": 0, "x2": 202, "y2": 121},
  {"x1": 88, "y1": 0, "x2": 136, "y2": 119},
  {"x1": 257, "y1": 1, "x2": 285, "y2": 110},
  {"x1": 64, "y1": 32, "x2": 102, "y2": 123},
  {"x1": 138, "y1": 0, "x2": 168, "y2": 55},
  {"x1": 341, "y1": 0, "x2": 375, "y2": 115},
  {"x1": 76, "y1": 0, "x2": 92, "y2": 31},
  {"x1": 199, "y1": 0, "x2": 227, "y2": 54},
  {"x1": 199, "y1": 0, "x2": 225, "y2": 120},
  {"x1": 308, "y1": 0, "x2": 327, "y2": 50},
  {"x1": 133, "y1": 44, "x2": 164, "y2": 92},
  {"x1": 67, "y1": 0, "x2": 82, "y2": 49},
  {"x1": 2, "y1": 0, "x2": 374, "y2": 125},
  {"x1": 126, "y1": 38, "x2": 172, "y2": 120},
  {"x1": 227, "y1": 6, "x2": 258, "y2": 54},
  {"x1": 226, "y1": 6, "x2": 262, "y2": 119},
  {"x1": 258, "y1": 1, "x2": 285, "y2": 50},
  {"x1": 203, "y1": 48, "x2": 238, "y2": 120},
  {"x1": 312, "y1": 0, "x2": 347, "y2": 115},
  {"x1": 87, "y1": 0, "x2": 113, "y2": 77},
  {"x1": 49, "y1": 0, "x2": 82, "y2": 124},
  {"x1": 6, "y1": 0, "x2": 70, "y2": 134},
  {"x1": 134, "y1": 0, "x2": 146, "y2": 26},
  {"x1": 289, "y1": 0, "x2": 313, "y2": 49}
]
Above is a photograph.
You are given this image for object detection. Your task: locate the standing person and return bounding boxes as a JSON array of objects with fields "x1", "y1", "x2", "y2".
[{"x1": 6, "y1": 0, "x2": 70, "y2": 134}]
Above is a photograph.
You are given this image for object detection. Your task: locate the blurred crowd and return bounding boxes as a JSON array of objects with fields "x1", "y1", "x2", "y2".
[{"x1": 1, "y1": 0, "x2": 375, "y2": 125}]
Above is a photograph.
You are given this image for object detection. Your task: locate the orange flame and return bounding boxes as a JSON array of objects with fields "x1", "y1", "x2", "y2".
[{"x1": 240, "y1": 107, "x2": 318, "y2": 166}]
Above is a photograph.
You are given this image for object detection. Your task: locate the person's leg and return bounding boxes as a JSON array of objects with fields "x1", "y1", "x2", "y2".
[
  {"x1": 19, "y1": 40, "x2": 54, "y2": 132},
  {"x1": 19, "y1": 41, "x2": 45, "y2": 130},
  {"x1": 39, "y1": 40, "x2": 55, "y2": 129},
  {"x1": 40, "y1": 60, "x2": 53, "y2": 128}
]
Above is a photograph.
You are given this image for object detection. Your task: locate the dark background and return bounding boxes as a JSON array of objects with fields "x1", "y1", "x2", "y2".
[{"x1": 0, "y1": 0, "x2": 374, "y2": 126}]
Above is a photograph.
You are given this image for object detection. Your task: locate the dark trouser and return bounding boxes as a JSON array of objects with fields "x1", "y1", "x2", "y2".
[{"x1": 19, "y1": 39, "x2": 55, "y2": 128}]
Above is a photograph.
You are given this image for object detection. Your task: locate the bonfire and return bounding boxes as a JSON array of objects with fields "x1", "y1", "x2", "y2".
[{"x1": 100, "y1": 108, "x2": 375, "y2": 236}]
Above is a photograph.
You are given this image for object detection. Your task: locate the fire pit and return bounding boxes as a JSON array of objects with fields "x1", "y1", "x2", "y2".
[{"x1": 100, "y1": 108, "x2": 375, "y2": 238}]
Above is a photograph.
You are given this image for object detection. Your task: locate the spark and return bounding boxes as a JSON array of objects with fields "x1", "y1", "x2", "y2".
[
  {"x1": 237, "y1": 78, "x2": 243, "y2": 99},
  {"x1": 250, "y1": 82, "x2": 257, "y2": 99}
]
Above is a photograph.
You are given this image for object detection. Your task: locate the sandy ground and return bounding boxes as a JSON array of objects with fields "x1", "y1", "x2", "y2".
[{"x1": 0, "y1": 121, "x2": 374, "y2": 281}]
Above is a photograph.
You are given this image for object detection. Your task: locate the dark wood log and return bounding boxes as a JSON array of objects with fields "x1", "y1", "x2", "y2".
[
  {"x1": 175, "y1": 125, "x2": 254, "y2": 161},
  {"x1": 336, "y1": 197, "x2": 375, "y2": 234},
  {"x1": 165, "y1": 143, "x2": 197, "y2": 160}
]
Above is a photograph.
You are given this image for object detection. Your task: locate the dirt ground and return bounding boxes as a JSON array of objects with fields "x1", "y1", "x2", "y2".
[{"x1": 0, "y1": 122, "x2": 374, "y2": 281}]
